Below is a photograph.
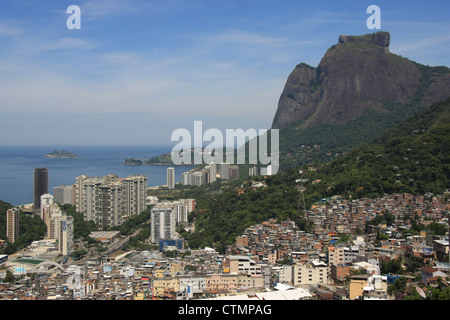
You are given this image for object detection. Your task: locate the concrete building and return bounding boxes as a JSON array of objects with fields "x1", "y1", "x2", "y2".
[
  {"x1": 181, "y1": 171, "x2": 190, "y2": 186},
  {"x1": 228, "y1": 255, "x2": 264, "y2": 276},
  {"x1": 167, "y1": 167, "x2": 175, "y2": 189},
  {"x1": 179, "y1": 199, "x2": 195, "y2": 213},
  {"x1": 206, "y1": 162, "x2": 216, "y2": 183},
  {"x1": 220, "y1": 164, "x2": 229, "y2": 180},
  {"x1": 249, "y1": 167, "x2": 258, "y2": 176},
  {"x1": 178, "y1": 275, "x2": 207, "y2": 299},
  {"x1": 206, "y1": 274, "x2": 238, "y2": 294},
  {"x1": 173, "y1": 202, "x2": 188, "y2": 223},
  {"x1": 58, "y1": 215, "x2": 74, "y2": 256},
  {"x1": 327, "y1": 246, "x2": 345, "y2": 266},
  {"x1": 150, "y1": 206, "x2": 176, "y2": 244},
  {"x1": 6, "y1": 208, "x2": 19, "y2": 243},
  {"x1": 292, "y1": 260, "x2": 328, "y2": 286},
  {"x1": 229, "y1": 165, "x2": 240, "y2": 180},
  {"x1": 34, "y1": 168, "x2": 48, "y2": 210},
  {"x1": 75, "y1": 174, "x2": 148, "y2": 229},
  {"x1": 53, "y1": 185, "x2": 75, "y2": 205},
  {"x1": 46, "y1": 204, "x2": 63, "y2": 239}
]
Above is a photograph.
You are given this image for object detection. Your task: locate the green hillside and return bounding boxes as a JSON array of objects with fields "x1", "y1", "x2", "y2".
[{"x1": 185, "y1": 97, "x2": 450, "y2": 252}]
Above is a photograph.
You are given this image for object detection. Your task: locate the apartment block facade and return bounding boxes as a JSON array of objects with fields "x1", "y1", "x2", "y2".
[
  {"x1": 75, "y1": 174, "x2": 147, "y2": 229},
  {"x1": 150, "y1": 206, "x2": 176, "y2": 244},
  {"x1": 292, "y1": 260, "x2": 328, "y2": 286},
  {"x1": 6, "y1": 208, "x2": 19, "y2": 243}
]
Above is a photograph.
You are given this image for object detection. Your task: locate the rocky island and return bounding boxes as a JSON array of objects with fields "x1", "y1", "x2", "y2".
[
  {"x1": 45, "y1": 149, "x2": 80, "y2": 159},
  {"x1": 123, "y1": 158, "x2": 144, "y2": 166}
]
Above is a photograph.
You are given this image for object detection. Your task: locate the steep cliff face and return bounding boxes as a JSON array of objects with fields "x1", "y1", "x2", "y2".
[{"x1": 272, "y1": 31, "x2": 450, "y2": 130}]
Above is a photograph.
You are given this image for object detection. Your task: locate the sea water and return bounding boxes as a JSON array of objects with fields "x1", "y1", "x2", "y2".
[{"x1": 0, "y1": 145, "x2": 195, "y2": 206}]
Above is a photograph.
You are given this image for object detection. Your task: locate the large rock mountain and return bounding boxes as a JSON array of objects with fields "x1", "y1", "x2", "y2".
[{"x1": 272, "y1": 31, "x2": 450, "y2": 130}]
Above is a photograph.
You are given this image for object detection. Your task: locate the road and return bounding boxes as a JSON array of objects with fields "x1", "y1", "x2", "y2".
[{"x1": 73, "y1": 229, "x2": 141, "y2": 265}]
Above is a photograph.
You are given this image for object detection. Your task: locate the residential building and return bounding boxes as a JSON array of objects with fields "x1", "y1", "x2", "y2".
[
  {"x1": 249, "y1": 167, "x2": 258, "y2": 176},
  {"x1": 153, "y1": 276, "x2": 179, "y2": 296},
  {"x1": 46, "y1": 204, "x2": 63, "y2": 239},
  {"x1": 327, "y1": 246, "x2": 345, "y2": 266},
  {"x1": 6, "y1": 208, "x2": 19, "y2": 243},
  {"x1": 167, "y1": 167, "x2": 175, "y2": 189},
  {"x1": 229, "y1": 165, "x2": 239, "y2": 180},
  {"x1": 178, "y1": 275, "x2": 207, "y2": 299},
  {"x1": 292, "y1": 260, "x2": 328, "y2": 286},
  {"x1": 75, "y1": 174, "x2": 148, "y2": 229},
  {"x1": 58, "y1": 215, "x2": 74, "y2": 256},
  {"x1": 208, "y1": 162, "x2": 217, "y2": 183},
  {"x1": 151, "y1": 205, "x2": 176, "y2": 244},
  {"x1": 228, "y1": 255, "x2": 262, "y2": 276},
  {"x1": 34, "y1": 168, "x2": 48, "y2": 210},
  {"x1": 122, "y1": 175, "x2": 147, "y2": 217},
  {"x1": 53, "y1": 185, "x2": 75, "y2": 205},
  {"x1": 349, "y1": 274, "x2": 369, "y2": 300},
  {"x1": 220, "y1": 164, "x2": 229, "y2": 180},
  {"x1": 206, "y1": 274, "x2": 238, "y2": 294}
]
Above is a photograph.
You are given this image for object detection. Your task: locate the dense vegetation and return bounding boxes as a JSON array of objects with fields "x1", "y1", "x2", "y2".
[
  {"x1": 277, "y1": 64, "x2": 450, "y2": 171},
  {"x1": 0, "y1": 200, "x2": 47, "y2": 254},
  {"x1": 315, "y1": 97, "x2": 450, "y2": 199}
]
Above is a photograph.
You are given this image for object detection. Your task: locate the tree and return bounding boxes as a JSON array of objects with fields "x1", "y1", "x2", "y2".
[
  {"x1": 387, "y1": 276, "x2": 407, "y2": 296},
  {"x1": 5, "y1": 269, "x2": 15, "y2": 283}
]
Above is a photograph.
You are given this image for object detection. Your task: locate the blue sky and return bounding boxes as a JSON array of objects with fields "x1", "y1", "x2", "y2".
[{"x1": 1, "y1": 0, "x2": 450, "y2": 146}]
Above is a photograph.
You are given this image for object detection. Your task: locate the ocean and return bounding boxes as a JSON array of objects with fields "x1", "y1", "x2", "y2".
[{"x1": 0, "y1": 145, "x2": 196, "y2": 206}]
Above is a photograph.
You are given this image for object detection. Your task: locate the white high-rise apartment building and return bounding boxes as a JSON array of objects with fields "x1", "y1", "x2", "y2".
[
  {"x1": 122, "y1": 175, "x2": 147, "y2": 217},
  {"x1": 173, "y1": 202, "x2": 188, "y2": 223},
  {"x1": 75, "y1": 174, "x2": 148, "y2": 229},
  {"x1": 167, "y1": 167, "x2": 175, "y2": 189},
  {"x1": 40, "y1": 193, "x2": 53, "y2": 219},
  {"x1": 150, "y1": 206, "x2": 176, "y2": 244},
  {"x1": 208, "y1": 162, "x2": 216, "y2": 183},
  {"x1": 47, "y1": 204, "x2": 62, "y2": 239},
  {"x1": 58, "y1": 215, "x2": 74, "y2": 256}
]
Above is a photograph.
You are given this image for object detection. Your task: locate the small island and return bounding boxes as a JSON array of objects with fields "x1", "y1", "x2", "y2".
[
  {"x1": 45, "y1": 149, "x2": 80, "y2": 159},
  {"x1": 123, "y1": 158, "x2": 144, "y2": 166}
]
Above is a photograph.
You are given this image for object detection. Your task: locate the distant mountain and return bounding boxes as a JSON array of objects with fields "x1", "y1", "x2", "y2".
[{"x1": 272, "y1": 31, "x2": 450, "y2": 170}]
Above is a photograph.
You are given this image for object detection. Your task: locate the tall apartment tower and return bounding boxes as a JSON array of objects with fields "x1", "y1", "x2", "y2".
[
  {"x1": 122, "y1": 175, "x2": 147, "y2": 217},
  {"x1": 47, "y1": 204, "x2": 63, "y2": 239},
  {"x1": 167, "y1": 167, "x2": 175, "y2": 189},
  {"x1": 75, "y1": 174, "x2": 148, "y2": 229},
  {"x1": 6, "y1": 208, "x2": 19, "y2": 243},
  {"x1": 150, "y1": 206, "x2": 176, "y2": 244},
  {"x1": 40, "y1": 193, "x2": 53, "y2": 220},
  {"x1": 97, "y1": 182, "x2": 122, "y2": 227},
  {"x1": 220, "y1": 164, "x2": 229, "y2": 180},
  {"x1": 58, "y1": 215, "x2": 74, "y2": 256},
  {"x1": 207, "y1": 162, "x2": 217, "y2": 183},
  {"x1": 34, "y1": 168, "x2": 48, "y2": 210}
]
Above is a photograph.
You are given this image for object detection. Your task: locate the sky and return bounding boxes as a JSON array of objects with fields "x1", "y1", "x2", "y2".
[{"x1": 0, "y1": 0, "x2": 450, "y2": 147}]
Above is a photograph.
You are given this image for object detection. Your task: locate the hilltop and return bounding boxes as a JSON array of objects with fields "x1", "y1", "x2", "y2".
[{"x1": 272, "y1": 31, "x2": 450, "y2": 170}]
